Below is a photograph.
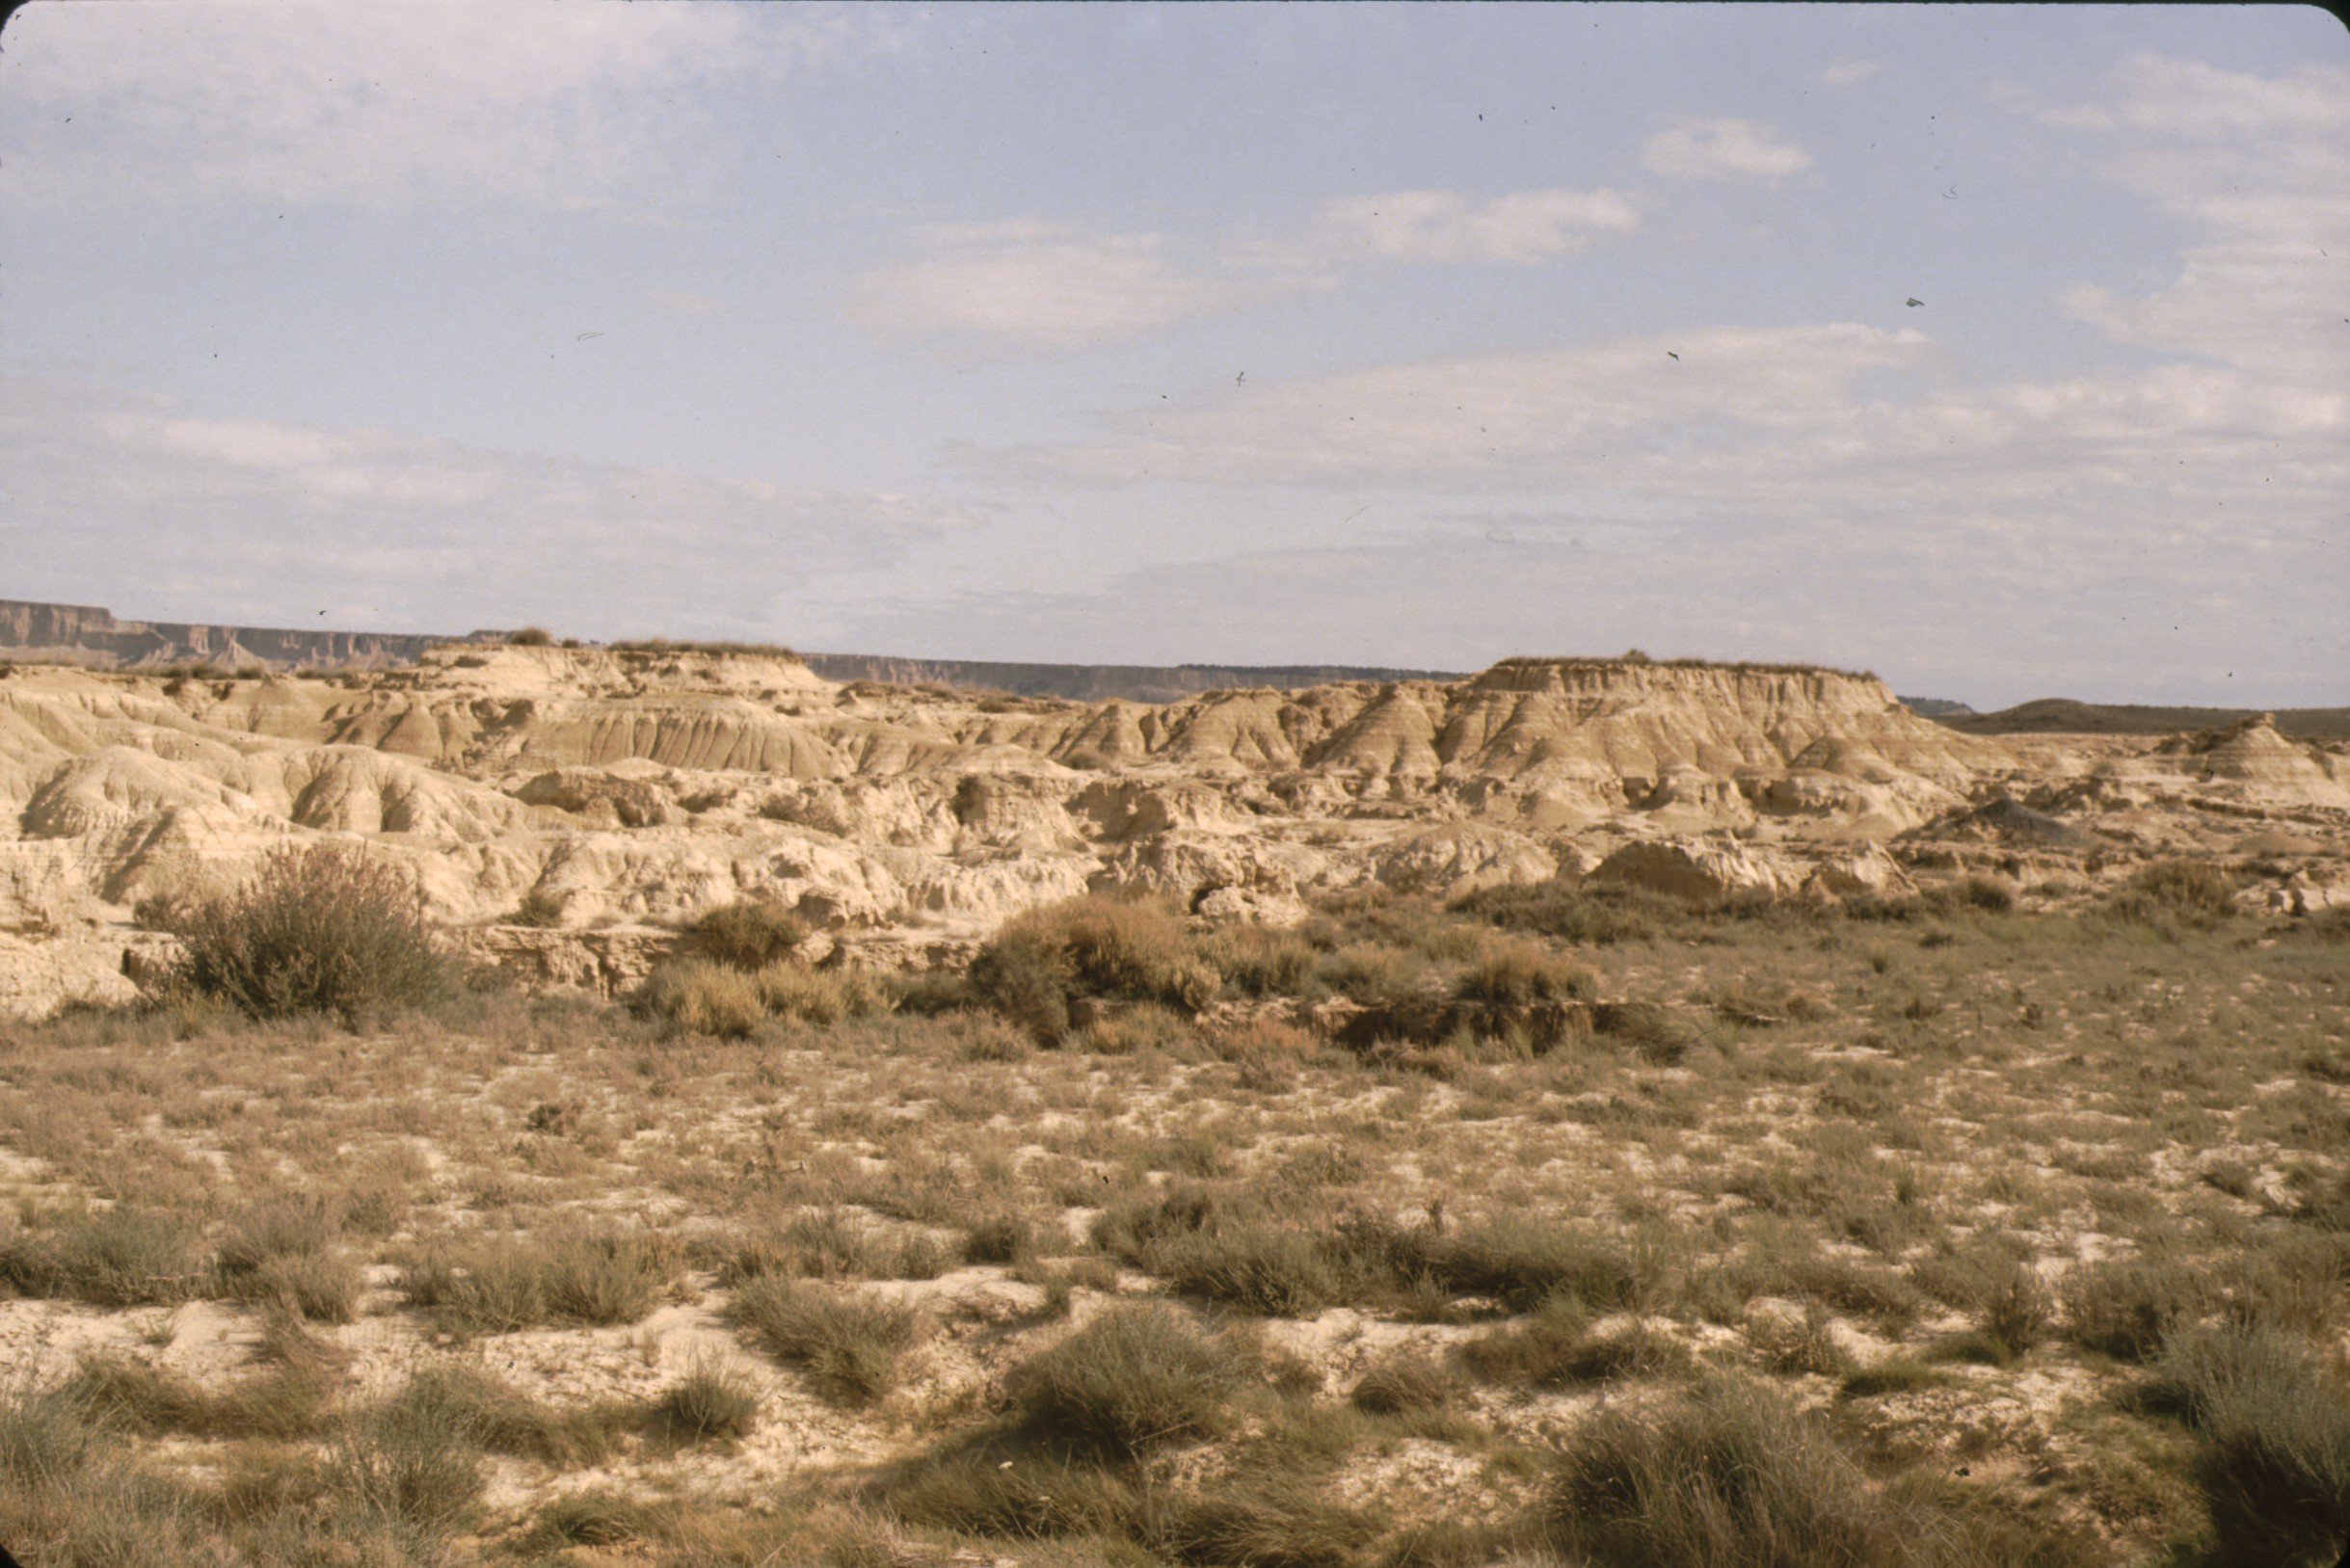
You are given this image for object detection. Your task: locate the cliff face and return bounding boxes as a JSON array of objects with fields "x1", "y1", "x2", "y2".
[{"x1": 0, "y1": 598, "x2": 457, "y2": 670}]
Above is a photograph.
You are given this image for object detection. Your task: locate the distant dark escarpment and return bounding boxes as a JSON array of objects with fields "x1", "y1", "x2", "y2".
[
  {"x1": 1938, "y1": 698, "x2": 2350, "y2": 742},
  {"x1": 798, "y1": 653, "x2": 1468, "y2": 704},
  {"x1": 0, "y1": 598, "x2": 468, "y2": 671}
]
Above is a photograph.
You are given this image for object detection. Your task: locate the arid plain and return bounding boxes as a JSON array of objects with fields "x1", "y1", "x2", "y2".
[{"x1": 1, "y1": 641, "x2": 2346, "y2": 1566}]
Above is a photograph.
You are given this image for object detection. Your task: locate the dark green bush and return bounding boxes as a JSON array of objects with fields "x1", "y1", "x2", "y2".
[{"x1": 159, "y1": 844, "x2": 452, "y2": 1023}]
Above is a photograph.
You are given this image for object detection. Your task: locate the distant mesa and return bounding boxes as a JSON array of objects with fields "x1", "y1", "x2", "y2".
[
  {"x1": 0, "y1": 598, "x2": 483, "y2": 671},
  {"x1": 1938, "y1": 696, "x2": 2350, "y2": 743}
]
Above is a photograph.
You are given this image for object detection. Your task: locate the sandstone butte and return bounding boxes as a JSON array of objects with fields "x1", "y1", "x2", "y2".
[{"x1": 0, "y1": 644, "x2": 2343, "y2": 1017}]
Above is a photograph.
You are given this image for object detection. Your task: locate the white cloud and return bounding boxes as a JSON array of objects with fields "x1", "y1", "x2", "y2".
[
  {"x1": 1316, "y1": 188, "x2": 1641, "y2": 264},
  {"x1": 851, "y1": 223, "x2": 1261, "y2": 350},
  {"x1": 0, "y1": 377, "x2": 979, "y2": 637},
  {"x1": 1820, "y1": 59, "x2": 1883, "y2": 88},
  {"x1": 855, "y1": 189, "x2": 1640, "y2": 351},
  {"x1": 0, "y1": 2, "x2": 868, "y2": 209},
  {"x1": 1642, "y1": 118, "x2": 1812, "y2": 182}
]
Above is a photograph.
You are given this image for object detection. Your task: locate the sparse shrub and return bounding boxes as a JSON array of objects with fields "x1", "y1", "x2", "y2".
[
  {"x1": 507, "y1": 626, "x2": 555, "y2": 646},
  {"x1": 1951, "y1": 874, "x2": 2016, "y2": 913},
  {"x1": 156, "y1": 843, "x2": 451, "y2": 1023},
  {"x1": 1451, "y1": 878, "x2": 1668, "y2": 944},
  {"x1": 2108, "y1": 858, "x2": 2237, "y2": 927},
  {"x1": 1007, "y1": 1303, "x2": 1250, "y2": 1459},
  {"x1": 634, "y1": 957, "x2": 765, "y2": 1038},
  {"x1": 0, "y1": 1207, "x2": 203, "y2": 1307},
  {"x1": 1451, "y1": 937, "x2": 1594, "y2": 1007},
  {"x1": 693, "y1": 896, "x2": 809, "y2": 970},
  {"x1": 1315, "y1": 943, "x2": 1432, "y2": 1008},
  {"x1": 1593, "y1": 999, "x2": 1695, "y2": 1064},
  {"x1": 510, "y1": 888, "x2": 564, "y2": 927},
  {"x1": 964, "y1": 1212, "x2": 1035, "y2": 1266},
  {"x1": 729, "y1": 1275, "x2": 919, "y2": 1406},
  {"x1": 968, "y1": 926, "x2": 1075, "y2": 1045},
  {"x1": 971, "y1": 897, "x2": 1217, "y2": 1045},
  {"x1": 755, "y1": 961, "x2": 893, "y2": 1026},
  {"x1": 1198, "y1": 925, "x2": 1318, "y2": 997}
]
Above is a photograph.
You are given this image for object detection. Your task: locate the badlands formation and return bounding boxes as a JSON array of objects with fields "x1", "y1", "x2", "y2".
[{"x1": 0, "y1": 643, "x2": 2343, "y2": 1016}]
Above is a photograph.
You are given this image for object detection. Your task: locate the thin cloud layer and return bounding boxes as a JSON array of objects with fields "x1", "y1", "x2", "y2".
[
  {"x1": 2, "y1": 377, "x2": 977, "y2": 636},
  {"x1": 0, "y1": 2, "x2": 862, "y2": 209},
  {"x1": 853, "y1": 188, "x2": 1642, "y2": 349}
]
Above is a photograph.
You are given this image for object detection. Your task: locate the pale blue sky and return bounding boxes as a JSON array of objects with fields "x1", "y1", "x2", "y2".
[{"x1": 3, "y1": 3, "x2": 2342, "y2": 705}]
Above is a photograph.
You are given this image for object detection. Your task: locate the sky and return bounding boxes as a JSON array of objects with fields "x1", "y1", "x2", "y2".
[{"x1": 1, "y1": 2, "x2": 2343, "y2": 707}]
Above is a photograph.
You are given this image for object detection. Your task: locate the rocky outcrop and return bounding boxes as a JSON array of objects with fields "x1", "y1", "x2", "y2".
[{"x1": 0, "y1": 644, "x2": 2337, "y2": 1017}]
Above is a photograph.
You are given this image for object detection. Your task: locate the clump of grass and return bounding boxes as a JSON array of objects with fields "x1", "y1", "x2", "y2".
[
  {"x1": 754, "y1": 962, "x2": 894, "y2": 1026},
  {"x1": 1463, "y1": 1295, "x2": 1689, "y2": 1387},
  {"x1": 213, "y1": 1198, "x2": 361, "y2": 1324},
  {"x1": 153, "y1": 842, "x2": 452, "y2": 1023},
  {"x1": 1450, "y1": 936, "x2": 1594, "y2": 1006},
  {"x1": 728, "y1": 1275, "x2": 919, "y2": 1406},
  {"x1": 402, "y1": 1227, "x2": 684, "y2": 1332},
  {"x1": 692, "y1": 896, "x2": 809, "y2": 970},
  {"x1": 62, "y1": 1352, "x2": 333, "y2": 1442},
  {"x1": 1006, "y1": 1303, "x2": 1251, "y2": 1460},
  {"x1": 0, "y1": 1208, "x2": 203, "y2": 1308},
  {"x1": 884, "y1": 1448, "x2": 1143, "y2": 1539},
  {"x1": 1349, "y1": 1353, "x2": 1460, "y2": 1416},
  {"x1": 2141, "y1": 1323, "x2": 2350, "y2": 1565},
  {"x1": 1149, "y1": 1476, "x2": 1381, "y2": 1568},
  {"x1": 1747, "y1": 1300, "x2": 1853, "y2": 1378},
  {"x1": 1536, "y1": 1374, "x2": 2091, "y2": 1566},
  {"x1": 650, "y1": 1360, "x2": 761, "y2": 1447},
  {"x1": 329, "y1": 1369, "x2": 490, "y2": 1534},
  {"x1": 395, "y1": 1364, "x2": 634, "y2": 1464},
  {"x1": 2061, "y1": 1253, "x2": 2209, "y2": 1362}
]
